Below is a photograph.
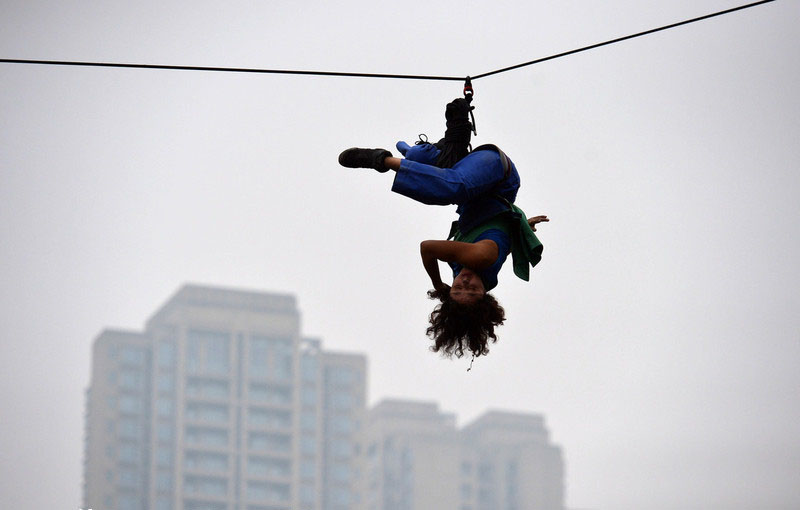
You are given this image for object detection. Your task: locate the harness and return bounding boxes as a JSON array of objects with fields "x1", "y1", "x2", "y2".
[{"x1": 448, "y1": 145, "x2": 543, "y2": 282}]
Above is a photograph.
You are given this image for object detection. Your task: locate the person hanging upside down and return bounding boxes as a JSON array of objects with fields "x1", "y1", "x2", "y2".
[{"x1": 338, "y1": 97, "x2": 548, "y2": 359}]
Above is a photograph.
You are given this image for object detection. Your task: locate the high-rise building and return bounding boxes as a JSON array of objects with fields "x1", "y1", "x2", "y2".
[
  {"x1": 84, "y1": 284, "x2": 564, "y2": 510},
  {"x1": 359, "y1": 400, "x2": 461, "y2": 510},
  {"x1": 83, "y1": 284, "x2": 366, "y2": 510},
  {"x1": 359, "y1": 400, "x2": 564, "y2": 510},
  {"x1": 459, "y1": 412, "x2": 564, "y2": 510}
]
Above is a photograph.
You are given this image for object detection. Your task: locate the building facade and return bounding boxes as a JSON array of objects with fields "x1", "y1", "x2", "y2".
[
  {"x1": 84, "y1": 284, "x2": 366, "y2": 510},
  {"x1": 359, "y1": 400, "x2": 564, "y2": 510},
  {"x1": 84, "y1": 284, "x2": 563, "y2": 510}
]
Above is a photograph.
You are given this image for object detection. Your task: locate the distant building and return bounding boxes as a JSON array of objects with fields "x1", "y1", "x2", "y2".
[
  {"x1": 359, "y1": 400, "x2": 564, "y2": 510},
  {"x1": 83, "y1": 284, "x2": 366, "y2": 510},
  {"x1": 358, "y1": 400, "x2": 461, "y2": 510},
  {"x1": 460, "y1": 412, "x2": 564, "y2": 510},
  {"x1": 83, "y1": 284, "x2": 564, "y2": 510}
]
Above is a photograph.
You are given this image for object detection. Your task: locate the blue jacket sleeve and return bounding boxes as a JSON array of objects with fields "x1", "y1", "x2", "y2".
[{"x1": 390, "y1": 150, "x2": 506, "y2": 206}]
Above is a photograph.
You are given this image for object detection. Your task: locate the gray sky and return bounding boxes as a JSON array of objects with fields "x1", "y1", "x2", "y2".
[{"x1": 1, "y1": 1, "x2": 798, "y2": 509}]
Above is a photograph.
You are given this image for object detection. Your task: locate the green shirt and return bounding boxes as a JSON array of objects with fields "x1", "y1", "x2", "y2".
[{"x1": 449, "y1": 202, "x2": 543, "y2": 282}]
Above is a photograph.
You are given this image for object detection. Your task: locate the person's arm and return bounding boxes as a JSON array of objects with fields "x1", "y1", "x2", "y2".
[{"x1": 420, "y1": 239, "x2": 498, "y2": 289}]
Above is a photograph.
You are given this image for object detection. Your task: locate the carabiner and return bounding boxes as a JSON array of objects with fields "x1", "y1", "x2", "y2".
[{"x1": 463, "y1": 76, "x2": 474, "y2": 101}]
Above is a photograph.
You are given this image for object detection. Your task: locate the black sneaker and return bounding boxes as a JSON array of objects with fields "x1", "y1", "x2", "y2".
[{"x1": 338, "y1": 148, "x2": 391, "y2": 173}]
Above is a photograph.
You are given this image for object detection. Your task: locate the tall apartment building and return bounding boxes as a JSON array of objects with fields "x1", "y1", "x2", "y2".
[
  {"x1": 460, "y1": 412, "x2": 564, "y2": 510},
  {"x1": 359, "y1": 400, "x2": 461, "y2": 510},
  {"x1": 83, "y1": 284, "x2": 366, "y2": 510},
  {"x1": 359, "y1": 400, "x2": 564, "y2": 510}
]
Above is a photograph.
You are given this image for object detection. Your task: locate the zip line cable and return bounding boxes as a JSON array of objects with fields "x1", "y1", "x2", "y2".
[
  {"x1": 471, "y1": 0, "x2": 776, "y2": 80},
  {"x1": 0, "y1": 0, "x2": 775, "y2": 83},
  {"x1": 0, "y1": 59, "x2": 463, "y2": 81}
]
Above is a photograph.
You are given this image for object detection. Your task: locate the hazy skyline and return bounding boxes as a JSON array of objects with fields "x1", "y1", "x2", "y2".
[{"x1": 2, "y1": 1, "x2": 798, "y2": 509}]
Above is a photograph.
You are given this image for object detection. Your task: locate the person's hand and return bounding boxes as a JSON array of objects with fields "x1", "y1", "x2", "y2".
[
  {"x1": 428, "y1": 282, "x2": 451, "y2": 301},
  {"x1": 527, "y1": 215, "x2": 549, "y2": 232},
  {"x1": 396, "y1": 141, "x2": 440, "y2": 165}
]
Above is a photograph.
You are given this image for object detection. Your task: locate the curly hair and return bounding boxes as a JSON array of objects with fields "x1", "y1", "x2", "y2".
[{"x1": 426, "y1": 285, "x2": 506, "y2": 358}]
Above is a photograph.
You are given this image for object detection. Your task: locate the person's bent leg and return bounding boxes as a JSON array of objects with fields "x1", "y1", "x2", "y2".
[
  {"x1": 384, "y1": 157, "x2": 401, "y2": 171},
  {"x1": 391, "y1": 150, "x2": 506, "y2": 206}
]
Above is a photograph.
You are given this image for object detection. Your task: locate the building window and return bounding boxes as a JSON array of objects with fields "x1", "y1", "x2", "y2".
[
  {"x1": 478, "y1": 487, "x2": 495, "y2": 505},
  {"x1": 250, "y1": 336, "x2": 293, "y2": 379},
  {"x1": 330, "y1": 464, "x2": 351, "y2": 483},
  {"x1": 301, "y1": 435, "x2": 318, "y2": 455},
  {"x1": 184, "y1": 500, "x2": 226, "y2": 510},
  {"x1": 186, "y1": 402, "x2": 228, "y2": 423},
  {"x1": 300, "y1": 484, "x2": 315, "y2": 504},
  {"x1": 478, "y1": 462, "x2": 494, "y2": 479},
  {"x1": 120, "y1": 346, "x2": 146, "y2": 366},
  {"x1": 326, "y1": 366, "x2": 355, "y2": 386},
  {"x1": 118, "y1": 493, "x2": 139, "y2": 510},
  {"x1": 329, "y1": 415, "x2": 353, "y2": 434},
  {"x1": 185, "y1": 451, "x2": 228, "y2": 472},
  {"x1": 186, "y1": 378, "x2": 229, "y2": 399},
  {"x1": 330, "y1": 439, "x2": 351, "y2": 457},
  {"x1": 247, "y1": 456, "x2": 290, "y2": 477},
  {"x1": 300, "y1": 412, "x2": 316, "y2": 431},
  {"x1": 506, "y1": 460, "x2": 518, "y2": 477},
  {"x1": 249, "y1": 383, "x2": 291, "y2": 404},
  {"x1": 184, "y1": 475, "x2": 227, "y2": 497},
  {"x1": 187, "y1": 337, "x2": 202, "y2": 373},
  {"x1": 157, "y1": 422, "x2": 174, "y2": 442},
  {"x1": 248, "y1": 383, "x2": 268, "y2": 402},
  {"x1": 301, "y1": 387, "x2": 317, "y2": 406},
  {"x1": 206, "y1": 336, "x2": 229, "y2": 374},
  {"x1": 118, "y1": 468, "x2": 139, "y2": 487},
  {"x1": 157, "y1": 340, "x2": 176, "y2": 368},
  {"x1": 249, "y1": 338, "x2": 270, "y2": 378},
  {"x1": 248, "y1": 432, "x2": 291, "y2": 453},
  {"x1": 328, "y1": 392, "x2": 353, "y2": 409},
  {"x1": 331, "y1": 487, "x2": 351, "y2": 506},
  {"x1": 246, "y1": 481, "x2": 289, "y2": 502},
  {"x1": 273, "y1": 337, "x2": 292, "y2": 353},
  {"x1": 301, "y1": 356, "x2": 317, "y2": 382},
  {"x1": 118, "y1": 395, "x2": 141, "y2": 414},
  {"x1": 119, "y1": 418, "x2": 139, "y2": 439},
  {"x1": 157, "y1": 373, "x2": 174, "y2": 392},
  {"x1": 156, "y1": 448, "x2": 173, "y2": 467},
  {"x1": 248, "y1": 408, "x2": 291, "y2": 429},
  {"x1": 300, "y1": 460, "x2": 315, "y2": 479},
  {"x1": 275, "y1": 354, "x2": 292, "y2": 381},
  {"x1": 119, "y1": 370, "x2": 144, "y2": 391},
  {"x1": 156, "y1": 495, "x2": 172, "y2": 510},
  {"x1": 119, "y1": 443, "x2": 140, "y2": 463},
  {"x1": 157, "y1": 398, "x2": 175, "y2": 418},
  {"x1": 185, "y1": 426, "x2": 227, "y2": 447},
  {"x1": 187, "y1": 330, "x2": 230, "y2": 375}
]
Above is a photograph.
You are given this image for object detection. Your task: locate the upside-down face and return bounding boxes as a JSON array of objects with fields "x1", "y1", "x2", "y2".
[{"x1": 449, "y1": 267, "x2": 486, "y2": 305}]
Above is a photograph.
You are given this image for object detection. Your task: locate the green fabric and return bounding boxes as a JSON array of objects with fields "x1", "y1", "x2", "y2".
[{"x1": 448, "y1": 202, "x2": 543, "y2": 282}]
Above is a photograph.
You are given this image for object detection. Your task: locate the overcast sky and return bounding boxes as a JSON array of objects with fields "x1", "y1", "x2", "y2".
[{"x1": 1, "y1": 1, "x2": 798, "y2": 509}]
